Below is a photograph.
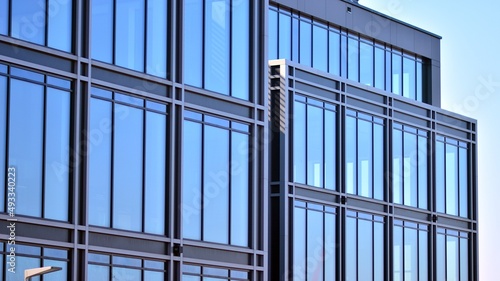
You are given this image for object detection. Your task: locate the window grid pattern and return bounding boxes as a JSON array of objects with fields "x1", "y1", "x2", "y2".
[
  {"x1": 393, "y1": 124, "x2": 428, "y2": 209},
  {"x1": 0, "y1": 63, "x2": 72, "y2": 221},
  {"x1": 182, "y1": 111, "x2": 251, "y2": 246},
  {"x1": 182, "y1": 264, "x2": 249, "y2": 281},
  {"x1": 88, "y1": 252, "x2": 166, "y2": 280},
  {"x1": 393, "y1": 220, "x2": 428, "y2": 281},
  {"x1": 436, "y1": 228, "x2": 469, "y2": 281},
  {"x1": 268, "y1": 6, "x2": 426, "y2": 102},
  {"x1": 88, "y1": 87, "x2": 168, "y2": 234},
  {"x1": 293, "y1": 95, "x2": 337, "y2": 190}
]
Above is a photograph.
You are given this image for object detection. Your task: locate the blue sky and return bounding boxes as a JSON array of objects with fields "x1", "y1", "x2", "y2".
[{"x1": 360, "y1": 0, "x2": 500, "y2": 279}]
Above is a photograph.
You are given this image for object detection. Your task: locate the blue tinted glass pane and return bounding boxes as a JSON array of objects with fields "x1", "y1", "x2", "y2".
[
  {"x1": 231, "y1": 132, "x2": 249, "y2": 246},
  {"x1": 0, "y1": 0, "x2": 8, "y2": 35},
  {"x1": 328, "y1": 31, "x2": 340, "y2": 76},
  {"x1": 393, "y1": 129, "x2": 403, "y2": 204},
  {"x1": 204, "y1": 0, "x2": 229, "y2": 95},
  {"x1": 43, "y1": 260, "x2": 67, "y2": 281},
  {"x1": 47, "y1": 76, "x2": 71, "y2": 89},
  {"x1": 307, "y1": 105, "x2": 323, "y2": 188},
  {"x1": 11, "y1": 1, "x2": 45, "y2": 45},
  {"x1": 293, "y1": 101, "x2": 306, "y2": 184},
  {"x1": 447, "y1": 235, "x2": 459, "y2": 280},
  {"x1": 9, "y1": 256, "x2": 41, "y2": 281},
  {"x1": 325, "y1": 110, "x2": 335, "y2": 190},
  {"x1": 346, "y1": 217, "x2": 357, "y2": 281},
  {"x1": 9, "y1": 79, "x2": 44, "y2": 217},
  {"x1": 445, "y1": 144, "x2": 458, "y2": 216},
  {"x1": 113, "y1": 256, "x2": 141, "y2": 267},
  {"x1": 403, "y1": 57, "x2": 416, "y2": 99},
  {"x1": 404, "y1": 132, "x2": 418, "y2": 207},
  {"x1": 91, "y1": 0, "x2": 113, "y2": 63},
  {"x1": 113, "y1": 267, "x2": 141, "y2": 280},
  {"x1": 459, "y1": 148, "x2": 468, "y2": 218},
  {"x1": 182, "y1": 275, "x2": 201, "y2": 281},
  {"x1": 113, "y1": 105, "x2": 143, "y2": 231},
  {"x1": 144, "y1": 260, "x2": 164, "y2": 270},
  {"x1": 373, "y1": 124, "x2": 384, "y2": 200},
  {"x1": 146, "y1": 101, "x2": 167, "y2": 112},
  {"x1": 231, "y1": 0, "x2": 249, "y2": 100},
  {"x1": 358, "y1": 219, "x2": 373, "y2": 280},
  {"x1": 394, "y1": 226, "x2": 403, "y2": 281},
  {"x1": 183, "y1": 121, "x2": 202, "y2": 240},
  {"x1": 307, "y1": 209, "x2": 324, "y2": 281},
  {"x1": 348, "y1": 37, "x2": 359, "y2": 81},
  {"x1": 436, "y1": 141, "x2": 445, "y2": 213},
  {"x1": 419, "y1": 230, "x2": 428, "y2": 280},
  {"x1": 299, "y1": 20, "x2": 311, "y2": 66},
  {"x1": 48, "y1": 0, "x2": 72, "y2": 52},
  {"x1": 392, "y1": 53, "x2": 402, "y2": 95},
  {"x1": 10, "y1": 67, "x2": 44, "y2": 82},
  {"x1": 358, "y1": 119, "x2": 372, "y2": 197},
  {"x1": 0, "y1": 76, "x2": 6, "y2": 211},
  {"x1": 145, "y1": 271, "x2": 165, "y2": 281},
  {"x1": 89, "y1": 98, "x2": 112, "y2": 227},
  {"x1": 436, "y1": 234, "x2": 445, "y2": 280},
  {"x1": 115, "y1": 93, "x2": 144, "y2": 107},
  {"x1": 345, "y1": 116, "x2": 356, "y2": 194},
  {"x1": 88, "y1": 253, "x2": 110, "y2": 263},
  {"x1": 43, "y1": 248, "x2": 67, "y2": 259},
  {"x1": 92, "y1": 87, "x2": 112, "y2": 99},
  {"x1": 268, "y1": 9, "x2": 278, "y2": 60},
  {"x1": 146, "y1": 0, "x2": 167, "y2": 78},
  {"x1": 184, "y1": 0, "x2": 203, "y2": 86},
  {"x1": 374, "y1": 222, "x2": 384, "y2": 281},
  {"x1": 145, "y1": 112, "x2": 167, "y2": 234},
  {"x1": 203, "y1": 126, "x2": 229, "y2": 243},
  {"x1": 313, "y1": 25, "x2": 327, "y2": 72},
  {"x1": 374, "y1": 47, "x2": 385, "y2": 90},
  {"x1": 460, "y1": 238, "x2": 468, "y2": 280},
  {"x1": 325, "y1": 213, "x2": 336, "y2": 280},
  {"x1": 291, "y1": 17, "x2": 299, "y2": 61},
  {"x1": 293, "y1": 208, "x2": 306, "y2": 280},
  {"x1": 416, "y1": 61, "x2": 423, "y2": 102},
  {"x1": 44, "y1": 88, "x2": 70, "y2": 221},
  {"x1": 405, "y1": 227, "x2": 418, "y2": 280},
  {"x1": 360, "y1": 41, "x2": 374, "y2": 86},
  {"x1": 278, "y1": 12, "x2": 291, "y2": 60},
  {"x1": 116, "y1": 0, "x2": 145, "y2": 71},
  {"x1": 88, "y1": 265, "x2": 109, "y2": 280},
  {"x1": 418, "y1": 136, "x2": 428, "y2": 209},
  {"x1": 340, "y1": 34, "x2": 347, "y2": 77}
]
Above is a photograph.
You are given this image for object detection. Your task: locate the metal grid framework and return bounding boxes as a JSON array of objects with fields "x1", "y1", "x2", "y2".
[{"x1": 268, "y1": 59, "x2": 478, "y2": 280}]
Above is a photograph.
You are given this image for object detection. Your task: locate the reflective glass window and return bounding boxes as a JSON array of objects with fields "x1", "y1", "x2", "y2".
[
  {"x1": 392, "y1": 52, "x2": 402, "y2": 95},
  {"x1": 328, "y1": 29, "x2": 340, "y2": 76},
  {"x1": 184, "y1": 0, "x2": 203, "y2": 86},
  {"x1": 11, "y1": 1, "x2": 45, "y2": 45},
  {"x1": 416, "y1": 60, "x2": 423, "y2": 102},
  {"x1": 307, "y1": 105, "x2": 323, "y2": 188},
  {"x1": 299, "y1": 19, "x2": 312, "y2": 67},
  {"x1": 394, "y1": 221, "x2": 428, "y2": 281},
  {"x1": 292, "y1": 16, "x2": 299, "y2": 61},
  {"x1": 374, "y1": 46, "x2": 385, "y2": 90},
  {"x1": 268, "y1": 9, "x2": 278, "y2": 60},
  {"x1": 279, "y1": 12, "x2": 291, "y2": 60},
  {"x1": 88, "y1": 254, "x2": 166, "y2": 281},
  {"x1": 115, "y1": 0, "x2": 145, "y2": 71},
  {"x1": 231, "y1": 0, "x2": 250, "y2": 100},
  {"x1": 47, "y1": 0, "x2": 72, "y2": 52},
  {"x1": 146, "y1": 0, "x2": 167, "y2": 77},
  {"x1": 436, "y1": 141, "x2": 445, "y2": 213},
  {"x1": 183, "y1": 120, "x2": 202, "y2": 240},
  {"x1": 0, "y1": 0, "x2": 7, "y2": 35},
  {"x1": 437, "y1": 229, "x2": 469, "y2": 281},
  {"x1": 313, "y1": 24, "x2": 328, "y2": 72},
  {"x1": 403, "y1": 56, "x2": 416, "y2": 99},
  {"x1": 348, "y1": 37, "x2": 359, "y2": 81},
  {"x1": 293, "y1": 100, "x2": 306, "y2": 184},
  {"x1": 92, "y1": 0, "x2": 113, "y2": 63},
  {"x1": 360, "y1": 40, "x2": 374, "y2": 86},
  {"x1": 182, "y1": 265, "x2": 248, "y2": 280},
  {"x1": 231, "y1": 132, "x2": 250, "y2": 247},
  {"x1": 340, "y1": 33, "x2": 347, "y2": 78},
  {"x1": 459, "y1": 147, "x2": 468, "y2": 217}
]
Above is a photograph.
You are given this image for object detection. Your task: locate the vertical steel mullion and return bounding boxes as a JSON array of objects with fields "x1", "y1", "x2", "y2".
[
  {"x1": 200, "y1": 118, "x2": 205, "y2": 241},
  {"x1": 109, "y1": 97, "x2": 115, "y2": 228},
  {"x1": 228, "y1": 127, "x2": 232, "y2": 244},
  {"x1": 201, "y1": 0, "x2": 205, "y2": 88},
  {"x1": 143, "y1": 0, "x2": 148, "y2": 74},
  {"x1": 41, "y1": 79, "x2": 47, "y2": 219},
  {"x1": 322, "y1": 106, "x2": 326, "y2": 189},
  {"x1": 141, "y1": 109, "x2": 147, "y2": 232},
  {"x1": 112, "y1": 0, "x2": 116, "y2": 65},
  {"x1": 228, "y1": 0, "x2": 232, "y2": 97},
  {"x1": 45, "y1": 0, "x2": 49, "y2": 46},
  {"x1": 4, "y1": 70, "x2": 11, "y2": 223}
]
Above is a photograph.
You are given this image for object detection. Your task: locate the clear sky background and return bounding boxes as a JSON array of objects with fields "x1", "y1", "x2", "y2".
[{"x1": 360, "y1": 0, "x2": 500, "y2": 279}]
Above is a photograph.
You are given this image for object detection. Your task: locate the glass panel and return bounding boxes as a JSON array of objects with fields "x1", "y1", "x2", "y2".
[
  {"x1": 116, "y1": 0, "x2": 145, "y2": 71},
  {"x1": 144, "y1": 271, "x2": 165, "y2": 281},
  {"x1": 436, "y1": 141, "x2": 445, "y2": 213},
  {"x1": 278, "y1": 12, "x2": 291, "y2": 60},
  {"x1": 205, "y1": 0, "x2": 230, "y2": 95},
  {"x1": 374, "y1": 47, "x2": 385, "y2": 90},
  {"x1": 347, "y1": 37, "x2": 359, "y2": 82},
  {"x1": 0, "y1": 0, "x2": 7, "y2": 35},
  {"x1": 374, "y1": 221, "x2": 384, "y2": 281},
  {"x1": 325, "y1": 213, "x2": 336, "y2": 281},
  {"x1": 373, "y1": 123, "x2": 384, "y2": 200},
  {"x1": 0, "y1": 76, "x2": 6, "y2": 212},
  {"x1": 182, "y1": 275, "x2": 201, "y2": 281},
  {"x1": 358, "y1": 219, "x2": 373, "y2": 280},
  {"x1": 307, "y1": 105, "x2": 323, "y2": 188},
  {"x1": 43, "y1": 260, "x2": 67, "y2": 281},
  {"x1": 146, "y1": 0, "x2": 167, "y2": 78},
  {"x1": 393, "y1": 129, "x2": 403, "y2": 204},
  {"x1": 299, "y1": 20, "x2": 311, "y2": 66},
  {"x1": 112, "y1": 267, "x2": 141, "y2": 280},
  {"x1": 447, "y1": 235, "x2": 459, "y2": 280},
  {"x1": 324, "y1": 110, "x2": 335, "y2": 190},
  {"x1": 293, "y1": 206, "x2": 306, "y2": 281},
  {"x1": 340, "y1": 34, "x2": 347, "y2": 78},
  {"x1": 113, "y1": 105, "x2": 143, "y2": 231},
  {"x1": 460, "y1": 237, "x2": 468, "y2": 280},
  {"x1": 145, "y1": 112, "x2": 167, "y2": 234},
  {"x1": 358, "y1": 119, "x2": 372, "y2": 197},
  {"x1": 292, "y1": 17, "x2": 299, "y2": 61},
  {"x1": 446, "y1": 144, "x2": 458, "y2": 216},
  {"x1": 293, "y1": 101, "x2": 306, "y2": 184},
  {"x1": 11, "y1": 0, "x2": 45, "y2": 45},
  {"x1": 44, "y1": 88, "x2": 70, "y2": 221},
  {"x1": 436, "y1": 233, "x2": 445, "y2": 281},
  {"x1": 394, "y1": 226, "x2": 403, "y2": 281},
  {"x1": 268, "y1": 9, "x2": 278, "y2": 60},
  {"x1": 183, "y1": 121, "x2": 202, "y2": 240},
  {"x1": 10, "y1": 67, "x2": 44, "y2": 82},
  {"x1": 313, "y1": 25, "x2": 327, "y2": 72},
  {"x1": 392, "y1": 53, "x2": 402, "y2": 95},
  {"x1": 418, "y1": 136, "x2": 428, "y2": 209},
  {"x1": 231, "y1": 0, "x2": 250, "y2": 100},
  {"x1": 419, "y1": 230, "x2": 428, "y2": 281},
  {"x1": 48, "y1": 0, "x2": 72, "y2": 52},
  {"x1": 9, "y1": 79, "x2": 44, "y2": 217},
  {"x1": 91, "y1": 0, "x2": 113, "y2": 63},
  {"x1": 328, "y1": 30, "x2": 340, "y2": 76},
  {"x1": 346, "y1": 216, "x2": 357, "y2": 281},
  {"x1": 8, "y1": 256, "x2": 41, "y2": 281},
  {"x1": 203, "y1": 126, "x2": 229, "y2": 243},
  {"x1": 231, "y1": 132, "x2": 249, "y2": 247},
  {"x1": 184, "y1": 0, "x2": 203, "y2": 87},
  {"x1": 360, "y1": 41, "x2": 374, "y2": 86},
  {"x1": 89, "y1": 98, "x2": 112, "y2": 227},
  {"x1": 405, "y1": 227, "x2": 418, "y2": 281},
  {"x1": 416, "y1": 61, "x2": 423, "y2": 102},
  {"x1": 403, "y1": 57, "x2": 416, "y2": 99},
  {"x1": 459, "y1": 148, "x2": 468, "y2": 218},
  {"x1": 307, "y1": 209, "x2": 324, "y2": 281},
  {"x1": 345, "y1": 116, "x2": 356, "y2": 194},
  {"x1": 404, "y1": 132, "x2": 418, "y2": 207}
]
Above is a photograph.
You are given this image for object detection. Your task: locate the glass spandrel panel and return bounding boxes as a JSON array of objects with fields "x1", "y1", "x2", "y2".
[
  {"x1": 91, "y1": 0, "x2": 113, "y2": 63},
  {"x1": 307, "y1": 105, "x2": 323, "y2": 188},
  {"x1": 11, "y1": 1, "x2": 45, "y2": 45},
  {"x1": 113, "y1": 104, "x2": 143, "y2": 231},
  {"x1": 278, "y1": 12, "x2": 291, "y2": 60},
  {"x1": 8, "y1": 79, "x2": 44, "y2": 217},
  {"x1": 184, "y1": 0, "x2": 203, "y2": 87},
  {"x1": 231, "y1": 132, "x2": 249, "y2": 247},
  {"x1": 313, "y1": 25, "x2": 328, "y2": 72},
  {"x1": 44, "y1": 88, "x2": 70, "y2": 221},
  {"x1": 116, "y1": 0, "x2": 145, "y2": 72},
  {"x1": 231, "y1": 0, "x2": 250, "y2": 100},
  {"x1": 183, "y1": 121, "x2": 202, "y2": 240},
  {"x1": 146, "y1": 0, "x2": 167, "y2": 78},
  {"x1": 48, "y1": 0, "x2": 72, "y2": 52}
]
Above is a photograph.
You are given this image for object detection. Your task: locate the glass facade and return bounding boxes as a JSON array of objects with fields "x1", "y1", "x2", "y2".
[
  {"x1": 88, "y1": 253, "x2": 166, "y2": 280},
  {"x1": 268, "y1": 6, "x2": 426, "y2": 102},
  {"x1": 436, "y1": 229, "x2": 469, "y2": 281},
  {"x1": 182, "y1": 264, "x2": 249, "y2": 281},
  {"x1": 393, "y1": 220, "x2": 428, "y2": 281}
]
